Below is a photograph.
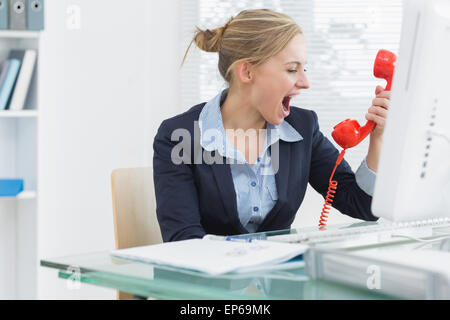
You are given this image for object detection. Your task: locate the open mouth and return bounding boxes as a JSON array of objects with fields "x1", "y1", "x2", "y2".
[{"x1": 281, "y1": 96, "x2": 291, "y2": 116}]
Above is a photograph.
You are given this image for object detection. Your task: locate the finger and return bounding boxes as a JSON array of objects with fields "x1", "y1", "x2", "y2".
[
  {"x1": 365, "y1": 112, "x2": 386, "y2": 127},
  {"x1": 372, "y1": 97, "x2": 390, "y2": 110},
  {"x1": 368, "y1": 105, "x2": 388, "y2": 118},
  {"x1": 376, "y1": 90, "x2": 391, "y2": 99},
  {"x1": 375, "y1": 85, "x2": 384, "y2": 95}
]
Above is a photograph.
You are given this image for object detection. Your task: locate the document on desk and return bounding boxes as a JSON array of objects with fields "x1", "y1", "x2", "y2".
[{"x1": 111, "y1": 239, "x2": 307, "y2": 275}]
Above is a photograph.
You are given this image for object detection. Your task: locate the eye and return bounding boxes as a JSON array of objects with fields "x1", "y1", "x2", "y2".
[{"x1": 287, "y1": 69, "x2": 297, "y2": 73}]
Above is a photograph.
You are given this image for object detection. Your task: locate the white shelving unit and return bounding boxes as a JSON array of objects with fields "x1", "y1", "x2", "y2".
[
  {"x1": 0, "y1": 31, "x2": 40, "y2": 299},
  {"x1": 0, "y1": 110, "x2": 38, "y2": 118},
  {"x1": 1, "y1": 191, "x2": 37, "y2": 200},
  {"x1": 0, "y1": 31, "x2": 40, "y2": 39}
]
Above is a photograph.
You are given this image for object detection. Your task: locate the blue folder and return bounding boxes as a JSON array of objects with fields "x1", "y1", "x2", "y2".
[
  {"x1": 0, "y1": 59, "x2": 21, "y2": 110},
  {"x1": 0, "y1": 179, "x2": 24, "y2": 196},
  {"x1": 0, "y1": 0, "x2": 8, "y2": 30},
  {"x1": 27, "y1": 0, "x2": 44, "y2": 30}
]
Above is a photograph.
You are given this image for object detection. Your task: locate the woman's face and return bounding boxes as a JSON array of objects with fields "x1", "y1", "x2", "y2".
[{"x1": 251, "y1": 33, "x2": 310, "y2": 125}]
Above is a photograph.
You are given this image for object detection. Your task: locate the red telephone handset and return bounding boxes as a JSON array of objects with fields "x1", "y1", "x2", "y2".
[
  {"x1": 318, "y1": 49, "x2": 397, "y2": 228},
  {"x1": 331, "y1": 49, "x2": 397, "y2": 149}
]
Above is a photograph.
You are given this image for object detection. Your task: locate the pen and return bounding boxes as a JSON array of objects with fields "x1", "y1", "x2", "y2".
[
  {"x1": 203, "y1": 234, "x2": 267, "y2": 242},
  {"x1": 225, "y1": 236, "x2": 253, "y2": 243}
]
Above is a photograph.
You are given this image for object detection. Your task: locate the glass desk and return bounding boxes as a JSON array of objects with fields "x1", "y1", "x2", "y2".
[{"x1": 40, "y1": 221, "x2": 450, "y2": 300}]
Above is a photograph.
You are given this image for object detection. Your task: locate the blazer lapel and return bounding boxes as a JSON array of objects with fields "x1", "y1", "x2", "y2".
[{"x1": 210, "y1": 157, "x2": 240, "y2": 224}]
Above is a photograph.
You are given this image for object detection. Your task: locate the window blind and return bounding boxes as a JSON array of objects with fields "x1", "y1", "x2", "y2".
[{"x1": 180, "y1": 0, "x2": 402, "y2": 169}]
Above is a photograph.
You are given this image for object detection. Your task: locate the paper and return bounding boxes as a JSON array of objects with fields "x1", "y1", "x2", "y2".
[{"x1": 111, "y1": 239, "x2": 307, "y2": 275}]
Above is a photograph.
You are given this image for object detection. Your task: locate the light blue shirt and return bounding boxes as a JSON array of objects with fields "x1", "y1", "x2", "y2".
[{"x1": 198, "y1": 89, "x2": 376, "y2": 232}]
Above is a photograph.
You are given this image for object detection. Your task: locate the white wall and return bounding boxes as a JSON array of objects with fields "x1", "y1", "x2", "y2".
[{"x1": 37, "y1": 0, "x2": 180, "y2": 299}]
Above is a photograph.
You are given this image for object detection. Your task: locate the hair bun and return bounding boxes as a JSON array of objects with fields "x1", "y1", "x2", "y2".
[{"x1": 194, "y1": 26, "x2": 225, "y2": 53}]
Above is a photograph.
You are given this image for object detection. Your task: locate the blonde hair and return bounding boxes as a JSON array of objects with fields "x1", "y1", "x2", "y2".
[{"x1": 181, "y1": 9, "x2": 302, "y2": 84}]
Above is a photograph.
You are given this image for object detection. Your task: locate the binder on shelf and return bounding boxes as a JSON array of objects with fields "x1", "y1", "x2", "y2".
[
  {"x1": 0, "y1": 179, "x2": 24, "y2": 197},
  {"x1": 8, "y1": 49, "x2": 36, "y2": 110},
  {"x1": 0, "y1": 0, "x2": 8, "y2": 30},
  {"x1": 26, "y1": 0, "x2": 43, "y2": 30},
  {"x1": 0, "y1": 60, "x2": 10, "y2": 89},
  {"x1": 8, "y1": 0, "x2": 26, "y2": 30},
  {"x1": 0, "y1": 58, "x2": 20, "y2": 110}
]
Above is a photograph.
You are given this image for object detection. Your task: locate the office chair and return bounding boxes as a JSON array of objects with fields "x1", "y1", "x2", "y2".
[{"x1": 111, "y1": 167, "x2": 163, "y2": 300}]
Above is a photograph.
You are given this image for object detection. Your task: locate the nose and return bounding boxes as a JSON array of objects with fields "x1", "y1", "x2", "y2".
[{"x1": 296, "y1": 71, "x2": 310, "y2": 89}]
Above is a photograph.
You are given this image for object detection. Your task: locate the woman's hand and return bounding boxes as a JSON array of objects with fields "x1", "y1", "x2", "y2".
[
  {"x1": 366, "y1": 85, "x2": 390, "y2": 140},
  {"x1": 365, "y1": 85, "x2": 391, "y2": 172}
]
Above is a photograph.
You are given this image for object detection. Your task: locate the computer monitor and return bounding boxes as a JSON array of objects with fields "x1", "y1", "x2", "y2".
[{"x1": 372, "y1": 0, "x2": 450, "y2": 222}]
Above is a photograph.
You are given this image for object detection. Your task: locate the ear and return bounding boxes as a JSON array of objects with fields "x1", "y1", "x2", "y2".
[{"x1": 236, "y1": 60, "x2": 253, "y2": 83}]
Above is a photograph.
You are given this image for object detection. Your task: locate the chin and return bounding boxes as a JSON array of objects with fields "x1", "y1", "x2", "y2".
[{"x1": 268, "y1": 117, "x2": 284, "y2": 126}]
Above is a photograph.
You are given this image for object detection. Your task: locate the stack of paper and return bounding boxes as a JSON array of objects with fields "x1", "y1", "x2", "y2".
[{"x1": 111, "y1": 239, "x2": 307, "y2": 275}]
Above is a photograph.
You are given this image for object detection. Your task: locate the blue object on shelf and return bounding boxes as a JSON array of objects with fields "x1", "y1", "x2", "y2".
[
  {"x1": 0, "y1": 0, "x2": 8, "y2": 30},
  {"x1": 0, "y1": 179, "x2": 24, "y2": 196}
]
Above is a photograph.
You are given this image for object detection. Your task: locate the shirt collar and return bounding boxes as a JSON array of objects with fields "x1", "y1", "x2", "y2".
[{"x1": 198, "y1": 89, "x2": 303, "y2": 157}]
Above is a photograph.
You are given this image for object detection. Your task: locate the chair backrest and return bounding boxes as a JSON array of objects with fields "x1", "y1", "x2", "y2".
[
  {"x1": 111, "y1": 167, "x2": 162, "y2": 300},
  {"x1": 111, "y1": 167, "x2": 162, "y2": 250}
]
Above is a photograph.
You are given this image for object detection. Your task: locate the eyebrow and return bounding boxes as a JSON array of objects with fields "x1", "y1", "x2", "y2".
[{"x1": 285, "y1": 61, "x2": 306, "y2": 66}]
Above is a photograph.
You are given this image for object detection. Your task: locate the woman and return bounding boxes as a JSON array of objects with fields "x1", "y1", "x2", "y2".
[{"x1": 153, "y1": 9, "x2": 390, "y2": 242}]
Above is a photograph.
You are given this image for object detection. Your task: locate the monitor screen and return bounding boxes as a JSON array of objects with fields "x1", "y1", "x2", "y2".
[{"x1": 372, "y1": 0, "x2": 450, "y2": 222}]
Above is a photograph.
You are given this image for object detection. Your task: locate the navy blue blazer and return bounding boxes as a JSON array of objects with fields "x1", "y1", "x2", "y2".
[{"x1": 153, "y1": 103, "x2": 378, "y2": 242}]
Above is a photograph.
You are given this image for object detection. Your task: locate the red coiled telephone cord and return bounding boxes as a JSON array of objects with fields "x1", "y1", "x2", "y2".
[{"x1": 318, "y1": 149, "x2": 346, "y2": 229}]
